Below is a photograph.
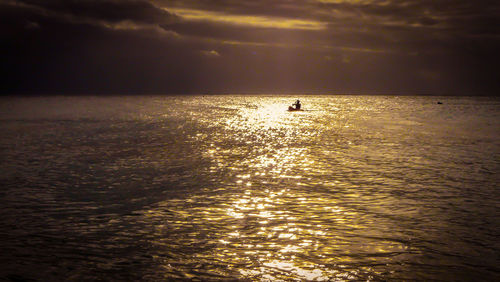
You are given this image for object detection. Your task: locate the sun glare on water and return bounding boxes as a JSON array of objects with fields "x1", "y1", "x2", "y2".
[
  {"x1": 177, "y1": 97, "x2": 357, "y2": 280},
  {"x1": 146, "y1": 96, "x2": 420, "y2": 280}
]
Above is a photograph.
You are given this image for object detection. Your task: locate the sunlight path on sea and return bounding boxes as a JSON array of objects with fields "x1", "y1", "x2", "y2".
[{"x1": 145, "y1": 96, "x2": 415, "y2": 280}]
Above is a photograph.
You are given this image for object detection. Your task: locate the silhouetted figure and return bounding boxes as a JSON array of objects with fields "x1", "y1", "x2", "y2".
[{"x1": 293, "y1": 99, "x2": 301, "y2": 110}]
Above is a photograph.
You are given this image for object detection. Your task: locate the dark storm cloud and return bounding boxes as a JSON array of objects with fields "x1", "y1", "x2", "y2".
[
  {"x1": 158, "y1": 0, "x2": 500, "y2": 55},
  {"x1": 9, "y1": 0, "x2": 178, "y2": 25},
  {"x1": 1, "y1": 0, "x2": 499, "y2": 95},
  {"x1": 0, "y1": 0, "x2": 194, "y2": 94},
  {"x1": 161, "y1": 0, "x2": 500, "y2": 37}
]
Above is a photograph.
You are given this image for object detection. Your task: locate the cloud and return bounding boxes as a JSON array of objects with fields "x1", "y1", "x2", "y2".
[
  {"x1": 156, "y1": 0, "x2": 494, "y2": 55},
  {"x1": 165, "y1": 7, "x2": 326, "y2": 30},
  {"x1": 0, "y1": 0, "x2": 499, "y2": 95},
  {"x1": 24, "y1": 21, "x2": 40, "y2": 29},
  {"x1": 0, "y1": 0, "x2": 201, "y2": 94},
  {"x1": 201, "y1": 50, "x2": 220, "y2": 57},
  {"x1": 19, "y1": 0, "x2": 177, "y2": 23},
  {"x1": 1, "y1": 0, "x2": 179, "y2": 33}
]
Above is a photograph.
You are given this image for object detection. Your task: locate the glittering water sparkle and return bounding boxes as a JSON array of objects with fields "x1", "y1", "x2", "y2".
[{"x1": 0, "y1": 95, "x2": 499, "y2": 280}]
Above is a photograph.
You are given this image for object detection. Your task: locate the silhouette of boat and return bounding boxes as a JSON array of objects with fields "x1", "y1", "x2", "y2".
[{"x1": 288, "y1": 106, "x2": 302, "y2": 111}]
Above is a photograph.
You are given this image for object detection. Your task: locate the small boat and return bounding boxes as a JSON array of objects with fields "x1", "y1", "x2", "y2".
[{"x1": 288, "y1": 99, "x2": 302, "y2": 111}]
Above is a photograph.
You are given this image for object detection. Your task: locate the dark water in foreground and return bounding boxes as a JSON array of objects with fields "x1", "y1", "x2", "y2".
[{"x1": 0, "y1": 95, "x2": 499, "y2": 281}]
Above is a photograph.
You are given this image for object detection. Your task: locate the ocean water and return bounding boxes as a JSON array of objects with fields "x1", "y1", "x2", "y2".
[{"x1": 0, "y1": 95, "x2": 498, "y2": 281}]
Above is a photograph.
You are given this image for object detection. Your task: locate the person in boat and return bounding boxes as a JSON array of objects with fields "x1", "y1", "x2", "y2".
[{"x1": 293, "y1": 99, "x2": 301, "y2": 110}]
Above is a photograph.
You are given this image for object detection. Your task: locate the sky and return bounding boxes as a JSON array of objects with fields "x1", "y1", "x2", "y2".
[{"x1": 1, "y1": 0, "x2": 499, "y2": 95}]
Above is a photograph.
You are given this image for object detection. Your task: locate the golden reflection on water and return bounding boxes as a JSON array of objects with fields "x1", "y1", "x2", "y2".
[
  {"x1": 212, "y1": 101, "x2": 343, "y2": 280},
  {"x1": 151, "y1": 98, "x2": 409, "y2": 280}
]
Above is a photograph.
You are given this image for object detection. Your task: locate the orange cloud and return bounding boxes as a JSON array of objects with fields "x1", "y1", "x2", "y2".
[{"x1": 166, "y1": 8, "x2": 326, "y2": 30}]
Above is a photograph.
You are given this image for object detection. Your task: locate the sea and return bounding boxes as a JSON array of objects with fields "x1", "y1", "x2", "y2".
[{"x1": 0, "y1": 95, "x2": 498, "y2": 281}]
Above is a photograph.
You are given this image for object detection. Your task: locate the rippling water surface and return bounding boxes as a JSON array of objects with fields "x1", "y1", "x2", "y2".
[{"x1": 0, "y1": 95, "x2": 499, "y2": 281}]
